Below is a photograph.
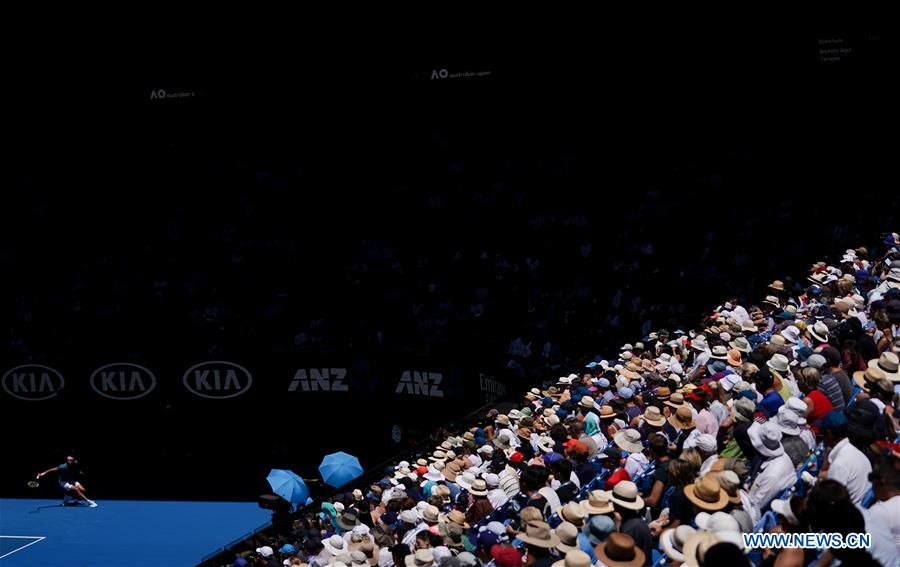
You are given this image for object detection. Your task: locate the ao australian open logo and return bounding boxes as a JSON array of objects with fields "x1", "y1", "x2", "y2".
[
  {"x1": 183, "y1": 361, "x2": 253, "y2": 399},
  {"x1": 90, "y1": 363, "x2": 157, "y2": 400},
  {"x1": 2, "y1": 364, "x2": 65, "y2": 401}
]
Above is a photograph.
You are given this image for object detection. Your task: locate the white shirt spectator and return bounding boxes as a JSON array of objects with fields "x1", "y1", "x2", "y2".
[
  {"x1": 624, "y1": 452, "x2": 650, "y2": 479},
  {"x1": 861, "y1": 504, "x2": 900, "y2": 567},
  {"x1": 538, "y1": 486, "x2": 562, "y2": 515},
  {"x1": 826, "y1": 438, "x2": 872, "y2": 504},
  {"x1": 866, "y1": 495, "x2": 900, "y2": 550},
  {"x1": 869, "y1": 398, "x2": 886, "y2": 414},
  {"x1": 487, "y1": 486, "x2": 509, "y2": 509},
  {"x1": 748, "y1": 453, "x2": 795, "y2": 515}
]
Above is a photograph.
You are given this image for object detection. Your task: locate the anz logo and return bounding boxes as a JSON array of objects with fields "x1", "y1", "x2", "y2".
[
  {"x1": 395, "y1": 370, "x2": 444, "y2": 398},
  {"x1": 288, "y1": 368, "x2": 349, "y2": 392},
  {"x1": 183, "y1": 361, "x2": 253, "y2": 399},
  {"x1": 2, "y1": 365, "x2": 65, "y2": 401}
]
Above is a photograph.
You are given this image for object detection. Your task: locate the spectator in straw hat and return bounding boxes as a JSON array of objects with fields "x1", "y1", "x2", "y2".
[
  {"x1": 684, "y1": 476, "x2": 729, "y2": 514},
  {"x1": 608, "y1": 481, "x2": 652, "y2": 565},
  {"x1": 515, "y1": 521, "x2": 559, "y2": 566}
]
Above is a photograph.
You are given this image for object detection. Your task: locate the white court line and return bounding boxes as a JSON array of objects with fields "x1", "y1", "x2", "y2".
[{"x1": 0, "y1": 536, "x2": 46, "y2": 560}]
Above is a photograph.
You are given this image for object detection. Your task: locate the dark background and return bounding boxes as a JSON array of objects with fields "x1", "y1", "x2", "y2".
[{"x1": 2, "y1": 28, "x2": 896, "y2": 501}]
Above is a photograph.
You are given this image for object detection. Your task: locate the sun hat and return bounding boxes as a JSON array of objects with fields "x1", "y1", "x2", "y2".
[
  {"x1": 684, "y1": 432, "x2": 717, "y2": 453},
  {"x1": 553, "y1": 522, "x2": 581, "y2": 555},
  {"x1": 337, "y1": 511, "x2": 361, "y2": 530},
  {"x1": 516, "y1": 521, "x2": 561, "y2": 548},
  {"x1": 684, "y1": 476, "x2": 729, "y2": 512},
  {"x1": 731, "y1": 397, "x2": 756, "y2": 423},
  {"x1": 579, "y1": 490, "x2": 614, "y2": 515},
  {"x1": 467, "y1": 479, "x2": 489, "y2": 496},
  {"x1": 853, "y1": 366, "x2": 887, "y2": 389},
  {"x1": 682, "y1": 532, "x2": 722, "y2": 567},
  {"x1": 456, "y1": 472, "x2": 477, "y2": 491},
  {"x1": 559, "y1": 502, "x2": 588, "y2": 527},
  {"x1": 775, "y1": 406, "x2": 801, "y2": 436},
  {"x1": 767, "y1": 354, "x2": 790, "y2": 374},
  {"x1": 324, "y1": 535, "x2": 348, "y2": 556},
  {"x1": 660, "y1": 525, "x2": 697, "y2": 563},
  {"x1": 609, "y1": 481, "x2": 644, "y2": 511},
  {"x1": 748, "y1": 421, "x2": 784, "y2": 458},
  {"x1": 809, "y1": 321, "x2": 830, "y2": 343},
  {"x1": 613, "y1": 429, "x2": 644, "y2": 453},
  {"x1": 423, "y1": 464, "x2": 445, "y2": 482},
  {"x1": 868, "y1": 352, "x2": 900, "y2": 382},
  {"x1": 664, "y1": 392, "x2": 685, "y2": 409},
  {"x1": 668, "y1": 405, "x2": 695, "y2": 430},
  {"x1": 710, "y1": 345, "x2": 729, "y2": 360},
  {"x1": 594, "y1": 533, "x2": 645, "y2": 567},
  {"x1": 404, "y1": 549, "x2": 434, "y2": 567},
  {"x1": 641, "y1": 406, "x2": 665, "y2": 427},
  {"x1": 442, "y1": 509, "x2": 470, "y2": 529},
  {"x1": 725, "y1": 349, "x2": 743, "y2": 367}
]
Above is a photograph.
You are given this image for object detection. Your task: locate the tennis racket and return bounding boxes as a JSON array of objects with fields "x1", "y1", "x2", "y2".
[{"x1": 27, "y1": 480, "x2": 40, "y2": 488}]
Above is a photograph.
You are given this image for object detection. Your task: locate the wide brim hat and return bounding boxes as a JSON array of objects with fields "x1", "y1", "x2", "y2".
[
  {"x1": 684, "y1": 479, "x2": 729, "y2": 512},
  {"x1": 323, "y1": 536, "x2": 348, "y2": 556},
  {"x1": 337, "y1": 513, "x2": 361, "y2": 530},
  {"x1": 594, "y1": 533, "x2": 645, "y2": 567},
  {"x1": 660, "y1": 526, "x2": 697, "y2": 563},
  {"x1": 516, "y1": 523, "x2": 561, "y2": 548},
  {"x1": 614, "y1": 430, "x2": 644, "y2": 453},
  {"x1": 868, "y1": 354, "x2": 900, "y2": 382},
  {"x1": 441, "y1": 510, "x2": 470, "y2": 529},
  {"x1": 809, "y1": 325, "x2": 829, "y2": 343},
  {"x1": 747, "y1": 422, "x2": 784, "y2": 458},
  {"x1": 664, "y1": 394, "x2": 685, "y2": 409},
  {"x1": 609, "y1": 482, "x2": 644, "y2": 511},
  {"x1": 642, "y1": 409, "x2": 665, "y2": 427},
  {"x1": 579, "y1": 490, "x2": 614, "y2": 515},
  {"x1": 467, "y1": 481, "x2": 489, "y2": 496},
  {"x1": 668, "y1": 407, "x2": 695, "y2": 430},
  {"x1": 682, "y1": 532, "x2": 721, "y2": 567}
]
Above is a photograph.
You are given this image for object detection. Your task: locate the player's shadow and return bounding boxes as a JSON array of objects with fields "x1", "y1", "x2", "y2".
[{"x1": 29, "y1": 502, "x2": 92, "y2": 514}]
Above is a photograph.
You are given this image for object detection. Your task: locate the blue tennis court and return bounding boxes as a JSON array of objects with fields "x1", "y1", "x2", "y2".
[{"x1": 0, "y1": 498, "x2": 271, "y2": 566}]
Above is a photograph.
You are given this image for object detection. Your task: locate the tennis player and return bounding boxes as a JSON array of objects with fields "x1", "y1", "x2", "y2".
[{"x1": 36, "y1": 455, "x2": 97, "y2": 507}]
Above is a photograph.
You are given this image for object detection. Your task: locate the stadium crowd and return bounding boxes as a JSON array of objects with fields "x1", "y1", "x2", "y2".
[{"x1": 229, "y1": 232, "x2": 900, "y2": 567}]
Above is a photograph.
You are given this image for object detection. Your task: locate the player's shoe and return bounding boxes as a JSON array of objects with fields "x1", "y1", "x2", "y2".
[{"x1": 88, "y1": 501, "x2": 98, "y2": 508}]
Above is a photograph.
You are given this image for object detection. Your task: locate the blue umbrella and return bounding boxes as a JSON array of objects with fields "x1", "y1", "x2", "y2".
[
  {"x1": 266, "y1": 469, "x2": 310, "y2": 508},
  {"x1": 318, "y1": 451, "x2": 363, "y2": 488}
]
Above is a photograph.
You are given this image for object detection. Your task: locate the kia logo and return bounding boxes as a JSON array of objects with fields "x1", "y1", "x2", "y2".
[
  {"x1": 90, "y1": 363, "x2": 157, "y2": 400},
  {"x1": 183, "y1": 361, "x2": 252, "y2": 399},
  {"x1": 2, "y1": 365, "x2": 65, "y2": 401}
]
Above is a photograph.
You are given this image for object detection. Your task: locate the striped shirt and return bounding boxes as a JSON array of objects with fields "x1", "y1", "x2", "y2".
[{"x1": 818, "y1": 373, "x2": 845, "y2": 412}]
